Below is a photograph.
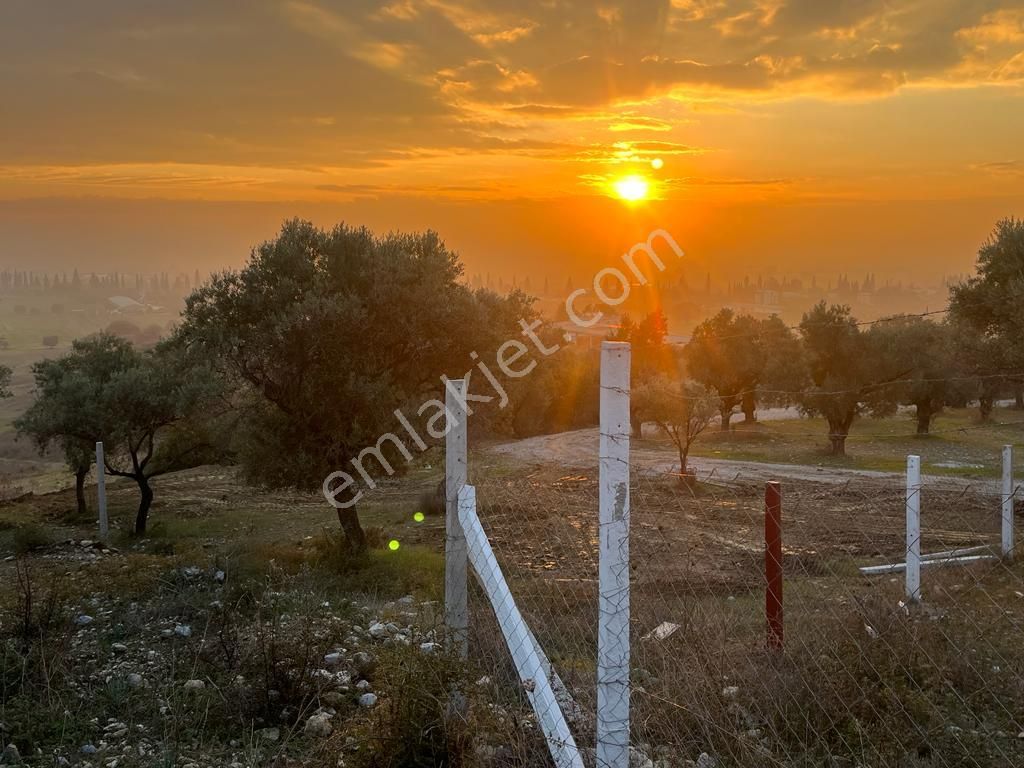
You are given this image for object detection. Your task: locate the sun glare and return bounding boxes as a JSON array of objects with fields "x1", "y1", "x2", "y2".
[{"x1": 613, "y1": 175, "x2": 650, "y2": 202}]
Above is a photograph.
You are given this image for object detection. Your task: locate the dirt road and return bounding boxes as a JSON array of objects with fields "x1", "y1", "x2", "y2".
[{"x1": 489, "y1": 427, "x2": 1002, "y2": 491}]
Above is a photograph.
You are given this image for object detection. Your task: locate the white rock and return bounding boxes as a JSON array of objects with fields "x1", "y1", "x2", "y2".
[
  {"x1": 110, "y1": 642, "x2": 128, "y2": 654},
  {"x1": 353, "y1": 651, "x2": 376, "y2": 675},
  {"x1": 256, "y1": 727, "x2": 279, "y2": 742},
  {"x1": 629, "y1": 747, "x2": 654, "y2": 768},
  {"x1": 721, "y1": 686, "x2": 739, "y2": 697},
  {"x1": 355, "y1": 680, "x2": 372, "y2": 692},
  {"x1": 695, "y1": 753, "x2": 717, "y2": 768},
  {"x1": 214, "y1": 570, "x2": 226, "y2": 583},
  {"x1": 324, "y1": 652, "x2": 342, "y2": 666},
  {"x1": 126, "y1": 674, "x2": 144, "y2": 689},
  {"x1": 419, "y1": 642, "x2": 440, "y2": 654},
  {"x1": 304, "y1": 713, "x2": 334, "y2": 739},
  {"x1": 182, "y1": 679, "x2": 205, "y2": 691},
  {"x1": 75, "y1": 615, "x2": 94, "y2": 626},
  {"x1": 368, "y1": 623, "x2": 389, "y2": 640},
  {"x1": 358, "y1": 693, "x2": 378, "y2": 708},
  {"x1": 173, "y1": 624, "x2": 192, "y2": 638}
]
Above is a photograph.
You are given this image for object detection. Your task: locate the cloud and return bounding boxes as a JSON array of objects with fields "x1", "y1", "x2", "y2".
[
  {"x1": 608, "y1": 116, "x2": 673, "y2": 131},
  {"x1": 0, "y1": 0, "x2": 1022, "y2": 203},
  {"x1": 974, "y1": 160, "x2": 1024, "y2": 175}
]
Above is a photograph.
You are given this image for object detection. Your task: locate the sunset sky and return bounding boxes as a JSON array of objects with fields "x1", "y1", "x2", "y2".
[{"x1": 1, "y1": 0, "x2": 1023, "y2": 281}]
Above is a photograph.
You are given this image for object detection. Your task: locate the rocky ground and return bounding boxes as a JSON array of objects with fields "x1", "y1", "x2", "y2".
[{"x1": 0, "y1": 535, "x2": 462, "y2": 767}]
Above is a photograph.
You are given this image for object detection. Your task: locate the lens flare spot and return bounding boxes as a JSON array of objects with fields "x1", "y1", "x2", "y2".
[
  {"x1": 651, "y1": 157, "x2": 664, "y2": 170},
  {"x1": 413, "y1": 511, "x2": 425, "y2": 523},
  {"x1": 388, "y1": 539, "x2": 401, "y2": 551}
]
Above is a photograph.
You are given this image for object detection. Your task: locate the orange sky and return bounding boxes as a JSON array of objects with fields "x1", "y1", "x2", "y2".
[{"x1": 1, "y1": 0, "x2": 1023, "y2": 280}]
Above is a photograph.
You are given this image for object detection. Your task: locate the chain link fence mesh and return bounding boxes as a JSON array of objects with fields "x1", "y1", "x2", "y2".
[{"x1": 461, "y1": 461, "x2": 1024, "y2": 768}]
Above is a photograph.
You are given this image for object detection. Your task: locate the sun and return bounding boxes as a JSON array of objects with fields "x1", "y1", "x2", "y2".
[{"x1": 613, "y1": 175, "x2": 650, "y2": 202}]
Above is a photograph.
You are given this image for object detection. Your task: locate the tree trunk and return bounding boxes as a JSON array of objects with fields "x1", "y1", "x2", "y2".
[
  {"x1": 1016, "y1": 385, "x2": 1024, "y2": 410},
  {"x1": 134, "y1": 476, "x2": 154, "y2": 535},
  {"x1": 741, "y1": 391, "x2": 757, "y2": 423},
  {"x1": 75, "y1": 466, "x2": 89, "y2": 517},
  {"x1": 337, "y1": 507, "x2": 367, "y2": 555},
  {"x1": 719, "y1": 404, "x2": 733, "y2": 432},
  {"x1": 980, "y1": 396, "x2": 993, "y2": 421},
  {"x1": 916, "y1": 404, "x2": 933, "y2": 435},
  {"x1": 677, "y1": 443, "x2": 688, "y2": 477},
  {"x1": 827, "y1": 417, "x2": 851, "y2": 456}
]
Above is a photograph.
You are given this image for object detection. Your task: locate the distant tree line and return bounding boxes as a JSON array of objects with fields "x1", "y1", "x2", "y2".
[
  {"x1": 602, "y1": 217, "x2": 1024, "y2": 461},
  {"x1": 0, "y1": 268, "x2": 205, "y2": 296},
  {"x1": 15, "y1": 216, "x2": 1024, "y2": 550}
]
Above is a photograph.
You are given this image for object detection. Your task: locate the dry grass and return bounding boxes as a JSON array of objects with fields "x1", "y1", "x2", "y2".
[{"x1": 470, "y1": 465, "x2": 1024, "y2": 767}]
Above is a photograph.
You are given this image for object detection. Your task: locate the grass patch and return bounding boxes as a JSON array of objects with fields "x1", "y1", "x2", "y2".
[{"x1": 682, "y1": 406, "x2": 1024, "y2": 477}]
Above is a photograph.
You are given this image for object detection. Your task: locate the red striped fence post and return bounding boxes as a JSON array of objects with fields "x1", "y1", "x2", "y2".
[{"x1": 765, "y1": 481, "x2": 784, "y2": 651}]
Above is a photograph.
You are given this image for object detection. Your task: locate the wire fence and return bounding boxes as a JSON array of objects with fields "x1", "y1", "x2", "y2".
[
  {"x1": 447, "y1": 341, "x2": 1024, "y2": 768},
  {"x1": 464, "y1": 465, "x2": 1024, "y2": 767}
]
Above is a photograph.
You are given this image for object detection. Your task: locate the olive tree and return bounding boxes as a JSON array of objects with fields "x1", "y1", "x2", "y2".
[
  {"x1": 634, "y1": 375, "x2": 716, "y2": 478},
  {"x1": 174, "y1": 219, "x2": 530, "y2": 554},
  {"x1": 950, "y1": 218, "x2": 1024, "y2": 360},
  {"x1": 15, "y1": 334, "x2": 219, "y2": 534},
  {"x1": 950, "y1": 217, "x2": 1024, "y2": 416},
  {"x1": 866, "y1": 317, "x2": 960, "y2": 434},
  {"x1": 798, "y1": 303, "x2": 906, "y2": 455},
  {"x1": 684, "y1": 310, "x2": 800, "y2": 429},
  {"x1": 16, "y1": 401, "x2": 94, "y2": 516}
]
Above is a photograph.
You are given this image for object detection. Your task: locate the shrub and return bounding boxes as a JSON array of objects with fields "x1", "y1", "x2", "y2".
[
  {"x1": 348, "y1": 644, "x2": 473, "y2": 767},
  {"x1": 13, "y1": 523, "x2": 56, "y2": 555}
]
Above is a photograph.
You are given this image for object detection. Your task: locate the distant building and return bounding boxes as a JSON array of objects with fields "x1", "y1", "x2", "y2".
[{"x1": 108, "y1": 296, "x2": 149, "y2": 313}]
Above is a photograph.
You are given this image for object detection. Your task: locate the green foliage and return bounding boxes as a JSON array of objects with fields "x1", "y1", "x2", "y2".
[
  {"x1": 950, "y1": 217, "x2": 1024, "y2": 357},
  {"x1": 634, "y1": 374, "x2": 716, "y2": 476},
  {"x1": 12, "y1": 523, "x2": 56, "y2": 555},
  {"x1": 173, "y1": 219, "x2": 532, "y2": 551},
  {"x1": 354, "y1": 644, "x2": 473, "y2": 767},
  {"x1": 498, "y1": 344, "x2": 601, "y2": 438},
  {"x1": 949, "y1": 317, "x2": 1009, "y2": 418},
  {"x1": 798, "y1": 302, "x2": 904, "y2": 455},
  {"x1": 684, "y1": 309, "x2": 802, "y2": 428},
  {"x1": 609, "y1": 310, "x2": 674, "y2": 434},
  {"x1": 867, "y1": 316, "x2": 964, "y2": 433},
  {"x1": 949, "y1": 217, "x2": 1024, "y2": 414},
  {"x1": 609, "y1": 309, "x2": 671, "y2": 378},
  {"x1": 15, "y1": 334, "x2": 221, "y2": 534},
  {"x1": 0, "y1": 364, "x2": 11, "y2": 398}
]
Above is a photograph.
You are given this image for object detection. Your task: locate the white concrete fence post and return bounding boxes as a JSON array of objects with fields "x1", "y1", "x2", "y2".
[
  {"x1": 95, "y1": 441, "x2": 108, "y2": 543},
  {"x1": 906, "y1": 454, "x2": 922, "y2": 603},
  {"x1": 597, "y1": 341, "x2": 631, "y2": 768},
  {"x1": 1002, "y1": 444, "x2": 1015, "y2": 560},
  {"x1": 445, "y1": 378, "x2": 469, "y2": 659}
]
